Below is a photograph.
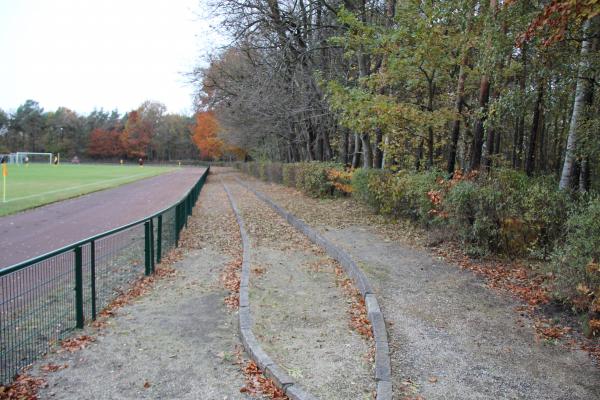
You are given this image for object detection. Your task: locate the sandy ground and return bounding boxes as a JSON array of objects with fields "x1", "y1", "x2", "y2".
[
  {"x1": 30, "y1": 173, "x2": 251, "y2": 400},
  {"x1": 222, "y1": 174, "x2": 375, "y2": 400},
  {"x1": 235, "y1": 170, "x2": 600, "y2": 400}
]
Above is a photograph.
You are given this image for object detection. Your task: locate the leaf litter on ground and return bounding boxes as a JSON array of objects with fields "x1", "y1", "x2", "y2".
[{"x1": 241, "y1": 173, "x2": 600, "y2": 364}]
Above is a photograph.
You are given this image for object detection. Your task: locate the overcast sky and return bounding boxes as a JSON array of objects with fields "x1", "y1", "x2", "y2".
[{"x1": 0, "y1": 0, "x2": 222, "y2": 116}]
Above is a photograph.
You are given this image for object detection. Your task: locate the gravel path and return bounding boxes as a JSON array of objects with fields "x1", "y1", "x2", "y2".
[
  {"x1": 221, "y1": 173, "x2": 375, "y2": 399},
  {"x1": 0, "y1": 167, "x2": 206, "y2": 269},
  {"x1": 231, "y1": 169, "x2": 600, "y2": 400},
  {"x1": 30, "y1": 172, "x2": 251, "y2": 399}
]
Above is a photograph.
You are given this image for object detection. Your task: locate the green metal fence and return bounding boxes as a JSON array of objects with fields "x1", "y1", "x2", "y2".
[{"x1": 0, "y1": 167, "x2": 209, "y2": 385}]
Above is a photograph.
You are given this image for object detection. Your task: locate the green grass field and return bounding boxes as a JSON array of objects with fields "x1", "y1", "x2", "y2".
[{"x1": 0, "y1": 163, "x2": 175, "y2": 216}]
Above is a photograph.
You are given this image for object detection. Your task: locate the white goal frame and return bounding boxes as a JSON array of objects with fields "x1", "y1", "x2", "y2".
[{"x1": 13, "y1": 152, "x2": 53, "y2": 165}]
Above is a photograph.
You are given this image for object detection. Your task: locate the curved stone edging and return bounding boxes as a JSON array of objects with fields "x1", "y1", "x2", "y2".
[
  {"x1": 222, "y1": 182, "x2": 318, "y2": 400},
  {"x1": 235, "y1": 178, "x2": 393, "y2": 400}
]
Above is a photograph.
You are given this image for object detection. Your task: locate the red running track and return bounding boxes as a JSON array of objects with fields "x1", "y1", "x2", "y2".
[{"x1": 0, "y1": 167, "x2": 206, "y2": 269}]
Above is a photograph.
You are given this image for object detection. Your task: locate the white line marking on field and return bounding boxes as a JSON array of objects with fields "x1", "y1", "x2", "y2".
[{"x1": 3, "y1": 172, "x2": 159, "y2": 203}]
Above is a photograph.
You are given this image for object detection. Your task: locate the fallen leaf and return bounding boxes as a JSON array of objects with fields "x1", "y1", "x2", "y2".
[{"x1": 40, "y1": 363, "x2": 68, "y2": 373}]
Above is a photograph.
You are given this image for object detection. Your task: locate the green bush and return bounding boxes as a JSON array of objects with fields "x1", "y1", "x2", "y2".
[
  {"x1": 352, "y1": 168, "x2": 388, "y2": 211},
  {"x1": 443, "y1": 179, "x2": 504, "y2": 255},
  {"x1": 265, "y1": 162, "x2": 283, "y2": 183},
  {"x1": 550, "y1": 197, "x2": 600, "y2": 308},
  {"x1": 257, "y1": 162, "x2": 267, "y2": 180},
  {"x1": 437, "y1": 169, "x2": 570, "y2": 257},
  {"x1": 521, "y1": 178, "x2": 570, "y2": 257},
  {"x1": 247, "y1": 162, "x2": 259, "y2": 177},
  {"x1": 295, "y1": 162, "x2": 344, "y2": 197},
  {"x1": 293, "y1": 163, "x2": 308, "y2": 191},
  {"x1": 395, "y1": 170, "x2": 443, "y2": 224},
  {"x1": 282, "y1": 164, "x2": 296, "y2": 187},
  {"x1": 239, "y1": 161, "x2": 344, "y2": 196},
  {"x1": 351, "y1": 168, "x2": 442, "y2": 225}
]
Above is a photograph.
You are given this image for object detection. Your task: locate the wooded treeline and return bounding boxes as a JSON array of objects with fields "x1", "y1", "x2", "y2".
[
  {"x1": 0, "y1": 100, "x2": 199, "y2": 161},
  {"x1": 194, "y1": 0, "x2": 600, "y2": 191}
]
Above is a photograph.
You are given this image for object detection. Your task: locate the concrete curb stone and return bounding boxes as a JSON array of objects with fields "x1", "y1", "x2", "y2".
[
  {"x1": 222, "y1": 181, "x2": 319, "y2": 399},
  {"x1": 377, "y1": 381, "x2": 393, "y2": 400},
  {"x1": 235, "y1": 178, "x2": 393, "y2": 400},
  {"x1": 286, "y1": 385, "x2": 320, "y2": 400}
]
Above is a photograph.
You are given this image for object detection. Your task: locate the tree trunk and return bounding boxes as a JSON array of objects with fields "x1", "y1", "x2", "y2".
[
  {"x1": 374, "y1": 128, "x2": 383, "y2": 168},
  {"x1": 559, "y1": 17, "x2": 598, "y2": 190},
  {"x1": 352, "y1": 133, "x2": 361, "y2": 168},
  {"x1": 427, "y1": 127, "x2": 434, "y2": 169},
  {"x1": 382, "y1": 135, "x2": 389, "y2": 168},
  {"x1": 538, "y1": 116, "x2": 546, "y2": 172},
  {"x1": 484, "y1": 126, "x2": 495, "y2": 169},
  {"x1": 341, "y1": 129, "x2": 349, "y2": 165},
  {"x1": 361, "y1": 133, "x2": 373, "y2": 169},
  {"x1": 316, "y1": 130, "x2": 324, "y2": 161},
  {"x1": 525, "y1": 80, "x2": 544, "y2": 176},
  {"x1": 469, "y1": 75, "x2": 490, "y2": 171},
  {"x1": 484, "y1": 86, "x2": 501, "y2": 169},
  {"x1": 447, "y1": 63, "x2": 466, "y2": 174},
  {"x1": 415, "y1": 139, "x2": 424, "y2": 171},
  {"x1": 493, "y1": 129, "x2": 501, "y2": 156},
  {"x1": 323, "y1": 129, "x2": 332, "y2": 161}
]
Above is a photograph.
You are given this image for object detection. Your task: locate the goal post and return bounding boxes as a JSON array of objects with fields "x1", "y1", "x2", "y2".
[{"x1": 14, "y1": 152, "x2": 53, "y2": 165}]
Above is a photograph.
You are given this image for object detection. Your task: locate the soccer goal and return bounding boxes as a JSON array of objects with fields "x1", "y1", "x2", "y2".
[{"x1": 12, "y1": 152, "x2": 53, "y2": 164}]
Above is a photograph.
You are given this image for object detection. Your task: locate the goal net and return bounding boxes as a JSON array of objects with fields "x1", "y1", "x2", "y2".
[{"x1": 4, "y1": 152, "x2": 53, "y2": 164}]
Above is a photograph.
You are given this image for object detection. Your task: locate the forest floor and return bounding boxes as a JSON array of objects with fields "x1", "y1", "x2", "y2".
[
  {"x1": 223, "y1": 174, "x2": 375, "y2": 399},
  {"x1": 231, "y1": 168, "x2": 600, "y2": 400},
  {"x1": 6, "y1": 167, "x2": 600, "y2": 400}
]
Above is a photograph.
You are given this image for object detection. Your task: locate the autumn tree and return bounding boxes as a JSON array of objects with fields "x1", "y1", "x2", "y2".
[
  {"x1": 120, "y1": 110, "x2": 152, "y2": 159},
  {"x1": 87, "y1": 128, "x2": 123, "y2": 158},
  {"x1": 191, "y1": 111, "x2": 223, "y2": 160}
]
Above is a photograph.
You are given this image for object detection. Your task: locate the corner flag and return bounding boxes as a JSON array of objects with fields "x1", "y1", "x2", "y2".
[{"x1": 2, "y1": 163, "x2": 6, "y2": 203}]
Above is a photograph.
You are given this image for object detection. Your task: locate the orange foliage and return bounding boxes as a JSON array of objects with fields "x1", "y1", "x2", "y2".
[
  {"x1": 327, "y1": 168, "x2": 354, "y2": 194},
  {"x1": 121, "y1": 110, "x2": 152, "y2": 159},
  {"x1": 87, "y1": 128, "x2": 123, "y2": 158},
  {"x1": 223, "y1": 143, "x2": 248, "y2": 161},
  {"x1": 510, "y1": 0, "x2": 600, "y2": 46},
  {"x1": 191, "y1": 111, "x2": 223, "y2": 160}
]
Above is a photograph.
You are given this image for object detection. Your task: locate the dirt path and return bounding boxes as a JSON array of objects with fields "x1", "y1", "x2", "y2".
[
  {"x1": 30, "y1": 172, "x2": 251, "y2": 399},
  {"x1": 0, "y1": 167, "x2": 205, "y2": 269},
  {"x1": 233, "y1": 169, "x2": 600, "y2": 400},
  {"x1": 222, "y1": 173, "x2": 375, "y2": 399}
]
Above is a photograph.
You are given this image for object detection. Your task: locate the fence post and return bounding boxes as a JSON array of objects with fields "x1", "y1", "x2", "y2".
[
  {"x1": 185, "y1": 197, "x2": 189, "y2": 228},
  {"x1": 90, "y1": 241, "x2": 97, "y2": 320},
  {"x1": 74, "y1": 246, "x2": 84, "y2": 329},
  {"x1": 157, "y1": 215, "x2": 162, "y2": 264},
  {"x1": 150, "y1": 218, "x2": 155, "y2": 273},
  {"x1": 144, "y1": 221, "x2": 151, "y2": 276},
  {"x1": 175, "y1": 204, "x2": 181, "y2": 246}
]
